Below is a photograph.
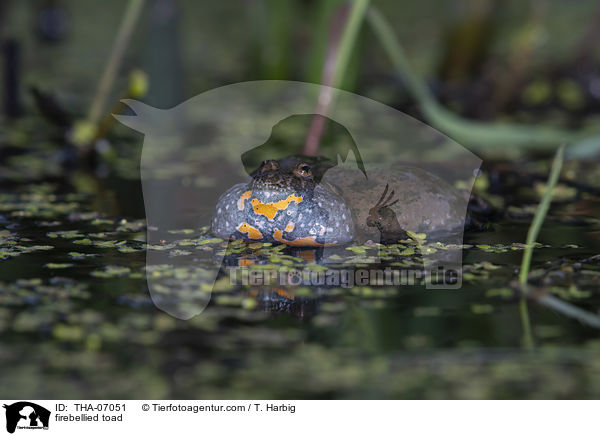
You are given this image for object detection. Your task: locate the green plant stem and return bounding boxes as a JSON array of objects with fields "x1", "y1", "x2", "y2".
[
  {"x1": 367, "y1": 7, "x2": 598, "y2": 151},
  {"x1": 518, "y1": 144, "x2": 565, "y2": 288},
  {"x1": 515, "y1": 144, "x2": 564, "y2": 349},
  {"x1": 87, "y1": 0, "x2": 145, "y2": 126},
  {"x1": 330, "y1": 0, "x2": 369, "y2": 90},
  {"x1": 515, "y1": 145, "x2": 600, "y2": 336},
  {"x1": 519, "y1": 299, "x2": 534, "y2": 349},
  {"x1": 304, "y1": 0, "x2": 369, "y2": 155}
]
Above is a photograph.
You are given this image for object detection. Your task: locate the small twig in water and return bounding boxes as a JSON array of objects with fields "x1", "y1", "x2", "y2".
[
  {"x1": 71, "y1": 0, "x2": 145, "y2": 147},
  {"x1": 533, "y1": 293, "x2": 600, "y2": 330},
  {"x1": 88, "y1": 0, "x2": 145, "y2": 126}
]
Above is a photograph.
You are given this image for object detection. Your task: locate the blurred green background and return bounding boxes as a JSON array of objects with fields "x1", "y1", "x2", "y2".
[{"x1": 4, "y1": 0, "x2": 600, "y2": 126}]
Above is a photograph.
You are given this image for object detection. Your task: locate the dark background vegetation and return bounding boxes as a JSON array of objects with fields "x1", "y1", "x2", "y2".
[{"x1": 4, "y1": 0, "x2": 600, "y2": 126}]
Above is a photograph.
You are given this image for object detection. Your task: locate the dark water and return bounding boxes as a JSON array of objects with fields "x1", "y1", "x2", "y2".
[{"x1": 1, "y1": 154, "x2": 600, "y2": 399}]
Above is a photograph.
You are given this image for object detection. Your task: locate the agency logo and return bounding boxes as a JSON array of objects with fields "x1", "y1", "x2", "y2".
[{"x1": 3, "y1": 402, "x2": 50, "y2": 434}]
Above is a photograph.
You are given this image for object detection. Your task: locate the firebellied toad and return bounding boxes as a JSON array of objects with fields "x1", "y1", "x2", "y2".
[{"x1": 211, "y1": 156, "x2": 469, "y2": 246}]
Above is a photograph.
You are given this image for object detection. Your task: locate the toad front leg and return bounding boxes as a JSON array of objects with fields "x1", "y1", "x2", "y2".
[{"x1": 366, "y1": 184, "x2": 409, "y2": 244}]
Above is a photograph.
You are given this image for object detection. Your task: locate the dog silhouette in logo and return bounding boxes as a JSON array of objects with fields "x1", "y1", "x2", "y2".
[{"x1": 3, "y1": 402, "x2": 50, "y2": 434}]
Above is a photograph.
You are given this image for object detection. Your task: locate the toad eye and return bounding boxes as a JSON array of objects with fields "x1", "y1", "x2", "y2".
[{"x1": 296, "y1": 164, "x2": 312, "y2": 177}]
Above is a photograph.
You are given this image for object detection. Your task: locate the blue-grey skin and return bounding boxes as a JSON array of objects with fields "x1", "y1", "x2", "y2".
[
  {"x1": 211, "y1": 159, "x2": 355, "y2": 246},
  {"x1": 212, "y1": 157, "x2": 471, "y2": 246}
]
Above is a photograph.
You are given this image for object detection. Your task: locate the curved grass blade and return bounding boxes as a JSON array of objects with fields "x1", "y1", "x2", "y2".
[{"x1": 366, "y1": 8, "x2": 600, "y2": 152}]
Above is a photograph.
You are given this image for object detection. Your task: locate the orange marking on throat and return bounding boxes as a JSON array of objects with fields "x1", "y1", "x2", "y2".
[
  {"x1": 238, "y1": 222, "x2": 263, "y2": 240},
  {"x1": 238, "y1": 258, "x2": 255, "y2": 267},
  {"x1": 251, "y1": 195, "x2": 302, "y2": 220},
  {"x1": 298, "y1": 250, "x2": 316, "y2": 263},
  {"x1": 272, "y1": 230, "x2": 335, "y2": 247},
  {"x1": 285, "y1": 222, "x2": 295, "y2": 232},
  {"x1": 237, "y1": 190, "x2": 252, "y2": 210},
  {"x1": 274, "y1": 288, "x2": 295, "y2": 300}
]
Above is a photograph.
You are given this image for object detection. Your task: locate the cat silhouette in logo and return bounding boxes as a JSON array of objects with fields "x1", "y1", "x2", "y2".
[{"x1": 3, "y1": 402, "x2": 50, "y2": 434}]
